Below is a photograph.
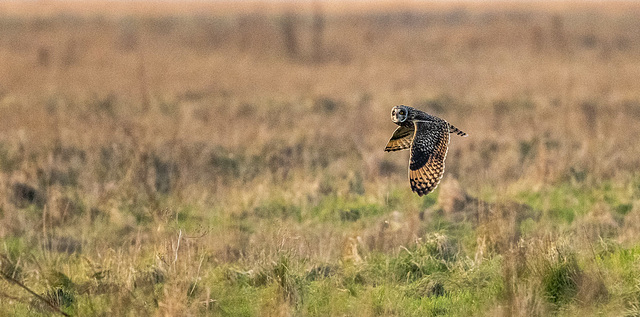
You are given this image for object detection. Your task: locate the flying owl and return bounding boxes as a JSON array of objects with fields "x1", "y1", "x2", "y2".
[{"x1": 384, "y1": 105, "x2": 467, "y2": 196}]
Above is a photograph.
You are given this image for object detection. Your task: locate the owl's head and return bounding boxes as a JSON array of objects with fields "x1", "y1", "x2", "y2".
[{"x1": 391, "y1": 105, "x2": 411, "y2": 124}]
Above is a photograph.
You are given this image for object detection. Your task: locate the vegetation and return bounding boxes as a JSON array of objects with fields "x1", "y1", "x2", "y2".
[{"x1": 1, "y1": 1, "x2": 640, "y2": 315}]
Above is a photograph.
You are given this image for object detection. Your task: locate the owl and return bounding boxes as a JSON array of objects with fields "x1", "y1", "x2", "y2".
[{"x1": 384, "y1": 105, "x2": 467, "y2": 196}]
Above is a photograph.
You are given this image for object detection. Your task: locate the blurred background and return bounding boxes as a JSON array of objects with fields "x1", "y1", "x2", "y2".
[{"x1": 1, "y1": 0, "x2": 640, "y2": 315}]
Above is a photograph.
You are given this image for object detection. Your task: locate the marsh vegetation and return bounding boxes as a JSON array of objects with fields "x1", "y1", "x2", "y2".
[{"x1": 1, "y1": 2, "x2": 640, "y2": 315}]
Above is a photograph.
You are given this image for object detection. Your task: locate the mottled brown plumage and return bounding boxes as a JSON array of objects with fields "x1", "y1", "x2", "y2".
[{"x1": 385, "y1": 105, "x2": 467, "y2": 196}]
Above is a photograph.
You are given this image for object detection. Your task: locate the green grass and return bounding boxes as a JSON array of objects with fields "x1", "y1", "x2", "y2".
[
  {"x1": 4, "y1": 166, "x2": 640, "y2": 316},
  {"x1": 3, "y1": 4, "x2": 640, "y2": 316}
]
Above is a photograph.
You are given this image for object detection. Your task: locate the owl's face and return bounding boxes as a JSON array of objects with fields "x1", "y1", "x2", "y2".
[{"x1": 391, "y1": 106, "x2": 410, "y2": 124}]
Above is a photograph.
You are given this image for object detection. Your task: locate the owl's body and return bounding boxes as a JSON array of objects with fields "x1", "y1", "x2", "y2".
[{"x1": 385, "y1": 105, "x2": 467, "y2": 196}]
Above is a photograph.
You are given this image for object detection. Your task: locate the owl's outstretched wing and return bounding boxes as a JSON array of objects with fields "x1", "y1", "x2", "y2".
[
  {"x1": 408, "y1": 121, "x2": 450, "y2": 196},
  {"x1": 384, "y1": 125, "x2": 414, "y2": 152}
]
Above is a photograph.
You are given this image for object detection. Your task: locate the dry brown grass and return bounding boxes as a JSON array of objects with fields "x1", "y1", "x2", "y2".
[{"x1": 0, "y1": 1, "x2": 640, "y2": 315}]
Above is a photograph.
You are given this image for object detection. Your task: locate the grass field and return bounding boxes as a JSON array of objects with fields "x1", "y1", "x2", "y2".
[{"x1": 1, "y1": 1, "x2": 640, "y2": 316}]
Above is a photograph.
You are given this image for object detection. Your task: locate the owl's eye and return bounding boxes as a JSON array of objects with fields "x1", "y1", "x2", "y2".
[{"x1": 399, "y1": 110, "x2": 405, "y2": 115}]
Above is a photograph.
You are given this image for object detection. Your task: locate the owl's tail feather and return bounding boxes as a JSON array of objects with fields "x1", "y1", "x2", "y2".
[{"x1": 448, "y1": 124, "x2": 468, "y2": 137}]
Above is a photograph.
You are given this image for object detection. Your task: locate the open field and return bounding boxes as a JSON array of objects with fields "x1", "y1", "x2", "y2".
[{"x1": 1, "y1": 1, "x2": 640, "y2": 315}]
